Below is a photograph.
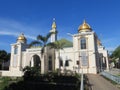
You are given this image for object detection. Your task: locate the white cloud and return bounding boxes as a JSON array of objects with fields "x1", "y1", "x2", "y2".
[
  {"x1": 0, "y1": 18, "x2": 44, "y2": 40},
  {"x1": 0, "y1": 31, "x2": 36, "y2": 40},
  {"x1": 0, "y1": 31, "x2": 19, "y2": 37}
]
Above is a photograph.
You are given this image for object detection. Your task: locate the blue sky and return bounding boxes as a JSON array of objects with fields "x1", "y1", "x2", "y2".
[{"x1": 0, "y1": 0, "x2": 120, "y2": 53}]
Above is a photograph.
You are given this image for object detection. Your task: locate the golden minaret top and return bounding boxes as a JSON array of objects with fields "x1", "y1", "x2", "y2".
[{"x1": 52, "y1": 18, "x2": 57, "y2": 29}]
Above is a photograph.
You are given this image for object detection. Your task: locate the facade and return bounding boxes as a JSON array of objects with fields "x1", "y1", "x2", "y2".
[{"x1": 1, "y1": 20, "x2": 109, "y2": 77}]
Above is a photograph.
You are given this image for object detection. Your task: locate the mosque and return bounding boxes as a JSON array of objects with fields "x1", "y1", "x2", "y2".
[{"x1": 1, "y1": 20, "x2": 109, "y2": 77}]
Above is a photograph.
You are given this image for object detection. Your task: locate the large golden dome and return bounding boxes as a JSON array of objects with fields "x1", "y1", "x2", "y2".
[
  {"x1": 17, "y1": 33, "x2": 27, "y2": 43},
  {"x1": 78, "y1": 20, "x2": 92, "y2": 32}
]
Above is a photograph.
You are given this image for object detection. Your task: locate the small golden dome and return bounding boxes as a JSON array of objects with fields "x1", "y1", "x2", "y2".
[
  {"x1": 52, "y1": 18, "x2": 56, "y2": 29},
  {"x1": 78, "y1": 20, "x2": 92, "y2": 32},
  {"x1": 17, "y1": 33, "x2": 27, "y2": 43},
  {"x1": 97, "y1": 39, "x2": 102, "y2": 46}
]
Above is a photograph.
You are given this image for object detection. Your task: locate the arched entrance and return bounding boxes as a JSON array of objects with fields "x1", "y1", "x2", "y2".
[{"x1": 30, "y1": 55, "x2": 41, "y2": 69}]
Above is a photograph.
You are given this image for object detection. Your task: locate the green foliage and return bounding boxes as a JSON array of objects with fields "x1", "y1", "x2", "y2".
[
  {"x1": 58, "y1": 38, "x2": 73, "y2": 47},
  {"x1": 48, "y1": 40, "x2": 67, "y2": 75},
  {"x1": 0, "y1": 50, "x2": 10, "y2": 63},
  {"x1": 48, "y1": 40, "x2": 66, "y2": 50},
  {"x1": 111, "y1": 45, "x2": 120, "y2": 59},
  {"x1": 0, "y1": 77, "x2": 10, "y2": 90},
  {"x1": 0, "y1": 50, "x2": 10, "y2": 69},
  {"x1": 4, "y1": 73, "x2": 81, "y2": 90},
  {"x1": 23, "y1": 66, "x2": 41, "y2": 81},
  {"x1": 0, "y1": 77, "x2": 23, "y2": 90},
  {"x1": 29, "y1": 32, "x2": 53, "y2": 54}
]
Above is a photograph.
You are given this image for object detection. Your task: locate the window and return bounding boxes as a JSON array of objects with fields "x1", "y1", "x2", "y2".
[
  {"x1": 48, "y1": 56, "x2": 52, "y2": 71},
  {"x1": 80, "y1": 37, "x2": 86, "y2": 49},
  {"x1": 76, "y1": 61, "x2": 79, "y2": 65},
  {"x1": 81, "y1": 51, "x2": 88, "y2": 67},
  {"x1": 65, "y1": 60, "x2": 69, "y2": 66},
  {"x1": 14, "y1": 46, "x2": 18, "y2": 54},
  {"x1": 60, "y1": 60, "x2": 63, "y2": 66}
]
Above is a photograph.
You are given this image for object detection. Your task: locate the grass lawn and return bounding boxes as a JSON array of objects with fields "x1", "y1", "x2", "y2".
[{"x1": 0, "y1": 77, "x2": 23, "y2": 90}]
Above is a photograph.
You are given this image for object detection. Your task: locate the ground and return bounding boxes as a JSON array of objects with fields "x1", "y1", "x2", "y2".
[{"x1": 87, "y1": 74, "x2": 120, "y2": 90}]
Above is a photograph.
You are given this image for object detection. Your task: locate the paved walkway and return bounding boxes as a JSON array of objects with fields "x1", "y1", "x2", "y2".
[
  {"x1": 109, "y1": 68, "x2": 120, "y2": 75},
  {"x1": 87, "y1": 74, "x2": 120, "y2": 90}
]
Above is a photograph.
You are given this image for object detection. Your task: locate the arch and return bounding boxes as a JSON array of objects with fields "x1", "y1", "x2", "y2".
[{"x1": 30, "y1": 55, "x2": 41, "y2": 69}]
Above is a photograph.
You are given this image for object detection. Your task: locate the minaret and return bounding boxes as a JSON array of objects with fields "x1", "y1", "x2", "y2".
[{"x1": 50, "y1": 18, "x2": 57, "y2": 42}]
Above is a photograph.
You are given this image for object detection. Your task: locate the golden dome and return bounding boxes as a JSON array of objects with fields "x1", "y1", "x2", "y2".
[
  {"x1": 97, "y1": 39, "x2": 102, "y2": 46},
  {"x1": 17, "y1": 33, "x2": 27, "y2": 43},
  {"x1": 52, "y1": 18, "x2": 56, "y2": 29},
  {"x1": 78, "y1": 20, "x2": 92, "y2": 32}
]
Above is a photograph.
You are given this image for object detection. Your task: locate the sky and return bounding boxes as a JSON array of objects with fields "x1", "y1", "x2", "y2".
[{"x1": 0, "y1": 0, "x2": 120, "y2": 53}]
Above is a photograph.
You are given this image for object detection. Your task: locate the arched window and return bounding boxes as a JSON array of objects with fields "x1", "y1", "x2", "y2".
[{"x1": 80, "y1": 37, "x2": 86, "y2": 49}]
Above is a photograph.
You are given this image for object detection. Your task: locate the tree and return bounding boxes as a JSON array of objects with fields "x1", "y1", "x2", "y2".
[
  {"x1": 111, "y1": 45, "x2": 120, "y2": 59},
  {"x1": 110, "y1": 45, "x2": 120, "y2": 68},
  {"x1": 23, "y1": 66, "x2": 41, "y2": 80},
  {"x1": 29, "y1": 32, "x2": 53, "y2": 54},
  {"x1": 48, "y1": 40, "x2": 66, "y2": 74},
  {"x1": 0, "y1": 50, "x2": 10, "y2": 69},
  {"x1": 29, "y1": 32, "x2": 55, "y2": 73}
]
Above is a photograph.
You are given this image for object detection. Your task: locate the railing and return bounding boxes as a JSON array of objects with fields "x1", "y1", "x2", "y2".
[{"x1": 101, "y1": 71, "x2": 120, "y2": 84}]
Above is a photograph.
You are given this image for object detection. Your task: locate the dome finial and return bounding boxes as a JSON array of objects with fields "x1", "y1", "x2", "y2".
[
  {"x1": 53, "y1": 18, "x2": 55, "y2": 21},
  {"x1": 83, "y1": 19, "x2": 86, "y2": 24}
]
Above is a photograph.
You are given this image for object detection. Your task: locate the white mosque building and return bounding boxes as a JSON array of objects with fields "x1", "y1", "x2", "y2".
[{"x1": 1, "y1": 20, "x2": 109, "y2": 77}]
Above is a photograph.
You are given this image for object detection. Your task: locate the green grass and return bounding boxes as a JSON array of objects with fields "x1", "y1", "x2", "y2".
[
  {"x1": 0, "y1": 77, "x2": 11, "y2": 90},
  {"x1": 0, "y1": 77, "x2": 23, "y2": 90},
  {"x1": 117, "y1": 74, "x2": 120, "y2": 76}
]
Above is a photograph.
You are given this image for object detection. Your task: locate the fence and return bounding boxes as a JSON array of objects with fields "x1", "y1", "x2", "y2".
[{"x1": 101, "y1": 71, "x2": 120, "y2": 84}]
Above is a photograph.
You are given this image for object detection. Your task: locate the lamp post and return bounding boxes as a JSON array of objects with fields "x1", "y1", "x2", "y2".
[{"x1": 80, "y1": 55, "x2": 84, "y2": 90}]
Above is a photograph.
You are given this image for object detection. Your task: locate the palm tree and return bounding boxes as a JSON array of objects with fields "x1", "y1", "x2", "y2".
[
  {"x1": 48, "y1": 40, "x2": 66, "y2": 74},
  {"x1": 29, "y1": 32, "x2": 53, "y2": 54},
  {"x1": 29, "y1": 32, "x2": 55, "y2": 73}
]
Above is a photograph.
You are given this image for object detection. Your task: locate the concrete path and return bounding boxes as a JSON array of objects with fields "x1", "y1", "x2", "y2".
[
  {"x1": 109, "y1": 68, "x2": 120, "y2": 75},
  {"x1": 87, "y1": 74, "x2": 120, "y2": 90}
]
